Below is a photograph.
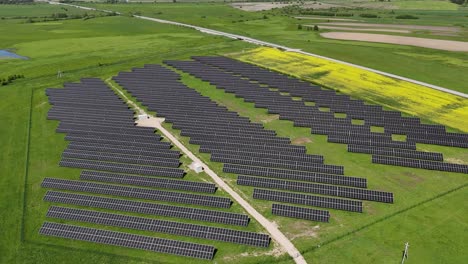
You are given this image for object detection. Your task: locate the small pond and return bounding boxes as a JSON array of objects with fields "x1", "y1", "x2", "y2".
[{"x1": 0, "y1": 50, "x2": 28, "y2": 60}]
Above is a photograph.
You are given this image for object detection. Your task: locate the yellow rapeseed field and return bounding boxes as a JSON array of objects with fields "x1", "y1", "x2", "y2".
[{"x1": 231, "y1": 47, "x2": 468, "y2": 132}]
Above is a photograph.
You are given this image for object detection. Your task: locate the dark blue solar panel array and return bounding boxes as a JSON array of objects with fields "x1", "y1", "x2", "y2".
[
  {"x1": 165, "y1": 56, "x2": 467, "y2": 175},
  {"x1": 41, "y1": 78, "x2": 270, "y2": 258},
  {"x1": 113, "y1": 64, "x2": 394, "y2": 223}
]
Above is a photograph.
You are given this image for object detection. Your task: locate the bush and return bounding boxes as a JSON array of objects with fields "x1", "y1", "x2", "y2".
[
  {"x1": 396, "y1": 14, "x2": 419, "y2": 19},
  {"x1": 314, "y1": 25, "x2": 319, "y2": 31},
  {"x1": 297, "y1": 24, "x2": 303, "y2": 30},
  {"x1": 359, "y1": 13, "x2": 378, "y2": 18}
]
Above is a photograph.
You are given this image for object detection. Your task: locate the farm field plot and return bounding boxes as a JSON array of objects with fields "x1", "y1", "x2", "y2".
[{"x1": 83, "y1": 2, "x2": 468, "y2": 94}]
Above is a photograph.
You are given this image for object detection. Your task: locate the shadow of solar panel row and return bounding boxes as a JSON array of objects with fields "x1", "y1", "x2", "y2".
[
  {"x1": 310, "y1": 122, "x2": 372, "y2": 132},
  {"x1": 165, "y1": 114, "x2": 253, "y2": 125},
  {"x1": 192, "y1": 56, "x2": 467, "y2": 148},
  {"x1": 224, "y1": 163, "x2": 366, "y2": 188},
  {"x1": 47, "y1": 206, "x2": 269, "y2": 247},
  {"x1": 57, "y1": 123, "x2": 155, "y2": 135},
  {"x1": 202, "y1": 147, "x2": 323, "y2": 163},
  {"x1": 239, "y1": 175, "x2": 392, "y2": 203},
  {"x1": 408, "y1": 137, "x2": 468, "y2": 148},
  {"x1": 189, "y1": 138, "x2": 307, "y2": 154},
  {"x1": 49, "y1": 101, "x2": 130, "y2": 110},
  {"x1": 65, "y1": 131, "x2": 161, "y2": 144},
  {"x1": 348, "y1": 144, "x2": 443, "y2": 161},
  {"x1": 311, "y1": 129, "x2": 391, "y2": 140},
  {"x1": 184, "y1": 132, "x2": 290, "y2": 145},
  {"x1": 179, "y1": 126, "x2": 276, "y2": 137},
  {"x1": 80, "y1": 171, "x2": 216, "y2": 193},
  {"x1": 67, "y1": 142, "x2": 181, "y2": 159},
  {"x1": 180, "y1": 130, "x2": 290, "y2": 144},
  {"x1": 48, "y1": 97, "x2": 127, "y2": 107},
  {"x1": 213, "y1": 155, "x2": 346, "y2": 175},
  {"x1": 171, "y1": 121, "x2": 275, "y2": 136},
  {"x1": 62, "y1": 150, "x2": 181, "y2": 168},
  {"x1": 52, "y1": 116, "x2": 132, "y2": 127},
  {"x1": 42, "y1": 178, "x2": 231, "y2": 208},
  {"x1": 271, "y1": 204, "x2": 330, "y2": 222},
  {"x1": 328, "y1": 136, "x2": 416, "y2": 150},
  {"x1": 64, "y1": 135, "x2": 171, "y2": 149},
  {"x1": 253, "y1": 188, "x2": 362, "y2": 212},
  {"x1": 39, "y1": 222, "x2": 215, "y2": 260},
  {"x1": 64, "y1": 128, "x2": 160, "y2": 140},
  {"x1": 372, "y1": 155, "x2": 468, "y2": 173},
  {"x1": 49, "y1": 104, "x2": 134, "y2": 114},
  {"x1": 48, "y1": 107, "x2": 134, "y2": 119},
  {"x1": 166, "y1": 117, "x2": 265, "y2": 131},
  {"x1": 48, "y1": 113, "x2": 133, "y2": 124},
  {"x1": 60, "y1": 158, "x2": 185, "y2": 178},
  {"x1": 44, "y1": 191, "x2": 249, "y2": 226},
  {"x1": 57, "y1": 120, "x2": 135, "y2": 129}
]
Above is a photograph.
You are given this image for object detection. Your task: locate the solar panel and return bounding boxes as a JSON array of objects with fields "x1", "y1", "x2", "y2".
[
  {"x1": 372, "y1": 155, "x2": 468, "y2": 173},
  {"x1": 41, "y1": 178, "x2": 231, "y2": 208},
  {"x1": 44, "y1": 191, "x2": 249, "y2": 226},
  {"x1": 272, "y1": 204, "x2": 330, "y2": 222},
  {"x1": 59, "y1": 158, "x2": 185, "y2": 178},
  {"x1": 238, "y1": 175, "x2": 393, "y2": 203},
  {"x1": 47, "y1": 206, "x2": 269, "y2": 247},
  {"x1": 80, "y1": 170, "x2": 216, "y2": 193},
  {"x1": 39, "y1": 222, "x2": 216, "y2": 259},
  {"x1": 253, "y1": 188, "x2": 362, "y2": 212}
]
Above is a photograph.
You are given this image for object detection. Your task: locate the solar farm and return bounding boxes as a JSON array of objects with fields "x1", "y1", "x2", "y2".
[
  {"x1": 1, "y1": 2, "x2": 467, "y2": 264},
  {"x1": 29, "y1": 57, "x2": 466, "y2": 262}
]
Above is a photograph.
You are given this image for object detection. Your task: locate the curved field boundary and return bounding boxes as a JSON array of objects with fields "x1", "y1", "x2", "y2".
[{"x1": 48, "y1": 1, "x2": 468, "y2": 99}]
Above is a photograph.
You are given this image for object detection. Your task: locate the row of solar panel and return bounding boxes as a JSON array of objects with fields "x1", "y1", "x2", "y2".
[
  {"x1": 80, "y1": 170, "x2": 217, "y2": 193},
  {"x1": 40, "y1": 222, "x2": 216, "y2": 260},
  {"x1": 348, "y1": 144, "x2": 443, "y2": 161},
  {"x1": 372, "y1": 156, "x2": 468, "y2": 174},
  {"x1": 238, "y1": 175, "x2": 393, "y2": 203},
  {"x1": 67, "y1": 141, "x2": 181, "y2": 159},
  {"x1": 42, "y1": 178, "x2": 232, "y2": 208},
  {"x1": 44, "y1": 191, "x2": 249, "y2": 226},
  {"x1": 223, "y1": 163, "x2": 367, "y2": 188},
  {"x1": 60, "y1": 158, "x2": 185, "y2": 178},
  {"x1": 192, "y1": 57, "x2": 467, "y2": 150},
  {"x1": 47, "y1": 206, "x2": 270, "y2": 247}
]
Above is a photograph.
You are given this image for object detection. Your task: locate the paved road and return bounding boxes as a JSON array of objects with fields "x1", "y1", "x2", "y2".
[
  {"x1": 105, "y1": 78, "x2": 307, "y2": 264},
  {"x1": 51, "y1": 1, "x2": 468, "y2": 99}
]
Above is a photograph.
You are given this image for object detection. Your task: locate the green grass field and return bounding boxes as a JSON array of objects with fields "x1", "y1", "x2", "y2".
[{"x1": 1, "y1": 3, "x2": 467, "y2": 264}]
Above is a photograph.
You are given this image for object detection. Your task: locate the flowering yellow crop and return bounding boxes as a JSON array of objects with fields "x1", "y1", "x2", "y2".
[{"x1": 231, "y1": 47, "x2": 468, "y2": 132}]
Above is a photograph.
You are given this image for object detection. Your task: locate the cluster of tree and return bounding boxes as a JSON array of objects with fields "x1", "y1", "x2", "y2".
[
  {"x1": 298, "y1": 24, "x2": 319, "y2": 31},
  {"x1": 450, "y1": 0, "x2": 467, "y2": 5},
  {"x1": 1, "y1": 74, "x2": 24, "y2": 86},
  {"x1": 25, "y1": 11, "x2": 117, "y2": 23},
  {"x1": 395, "y1": 14, "x2": 419, "y2": 19},
  {"x1": 359, "y1": 13, "x2": 379, "y2": 18},
  {"x1": 277, "y1": 5, "x2": 354, "y2": 17},
  {"x1": 0, "y1": 0, "x2": 33, "y2": 4}
]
